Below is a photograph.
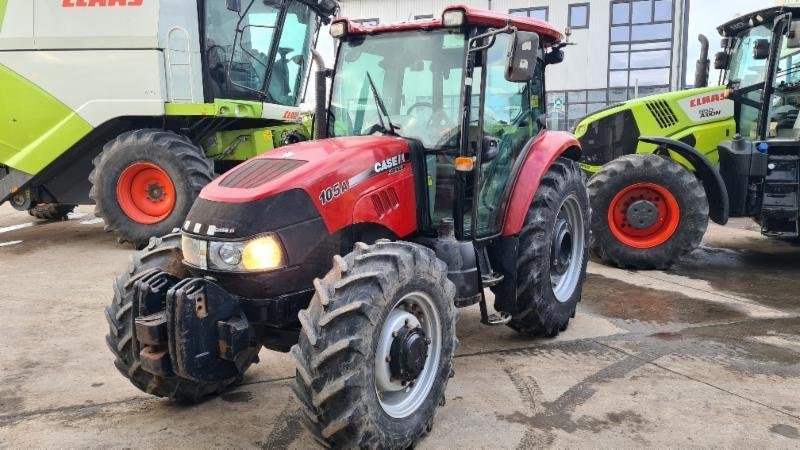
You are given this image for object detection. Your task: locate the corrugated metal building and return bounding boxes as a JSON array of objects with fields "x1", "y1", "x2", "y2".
[{"x1": 337, "y1": 0, "x2": 691, "y2": 130}]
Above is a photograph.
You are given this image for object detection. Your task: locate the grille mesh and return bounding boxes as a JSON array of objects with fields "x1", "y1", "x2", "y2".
[
  {"x1": 371, "y1": 187, "x2": 399, "y2": 217},
  {"x1": 645, "y1": 100, "x2": 679, "y2": 129},
  {"x1": 219, "y1": 159, "x2": 306, "y2": 189}
]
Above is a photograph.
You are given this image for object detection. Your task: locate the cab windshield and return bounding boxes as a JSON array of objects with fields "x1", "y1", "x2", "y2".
[
  {"x1": 725, "y1": 24, "x2": 772, "y2": 87},
  {"x1": 204, "y1": 0, "x2": 317, "y2": 106},
  {"x1": 329, "y1": 30, "x2": 467, "y2": 149}
]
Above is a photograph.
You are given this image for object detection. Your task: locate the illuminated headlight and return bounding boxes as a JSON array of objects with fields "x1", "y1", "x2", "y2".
[
  {"x1": 330, "y1": 21, "x2": 348, "y2": 39},
  {"x1": 442, "y1": 10, "x2": 465, "y2": 27},
  {"x1": 182, "y1": 234, "x2": 286, "y2": 272}
]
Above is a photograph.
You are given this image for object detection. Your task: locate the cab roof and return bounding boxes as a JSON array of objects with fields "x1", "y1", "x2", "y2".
[
  {"x1": 718, "y1": 6, "x2": 800, "y2": 37},
  {"x1": 335, "y1": 4, "x2": 563, "y2": 46}
]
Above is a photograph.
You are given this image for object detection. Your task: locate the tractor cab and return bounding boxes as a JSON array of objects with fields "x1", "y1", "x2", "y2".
[
  {"x1": 718, "y1": 7, "x2": 800, "y2": 140},
  {"x1": 203, "y1": 0, "x2": 337, "y2": 109},
  {"x1": 326, "y1": 7, "x2": 566, "y2": 241}
]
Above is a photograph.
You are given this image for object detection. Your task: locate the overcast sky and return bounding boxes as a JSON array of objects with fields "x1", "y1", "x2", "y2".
[{"x1": 685, "y1": 0, "x2": 774, "y2": 84}]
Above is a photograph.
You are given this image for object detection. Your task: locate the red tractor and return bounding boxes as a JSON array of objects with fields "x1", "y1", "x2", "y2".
[{"x1": 105, "y1": 6, "x2": 589, "y2": 447}]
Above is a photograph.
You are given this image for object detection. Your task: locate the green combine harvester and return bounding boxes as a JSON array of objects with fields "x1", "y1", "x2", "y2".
[
  {"x1": 0, "y1": 0, "x2": 336, "y2": 246},
  {"x1": 575, "y1": 6, "x2": 800, "y2": 269}
]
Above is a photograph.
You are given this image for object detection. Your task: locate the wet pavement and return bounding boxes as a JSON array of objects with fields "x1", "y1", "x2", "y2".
[{"x1": 1, "y1": 204, "x2": 799, "y2": 447}]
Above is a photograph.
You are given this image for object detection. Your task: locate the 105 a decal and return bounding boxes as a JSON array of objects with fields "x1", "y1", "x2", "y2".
[{"x1": 319, "y1": 181, "x2": 350, "y2": 205}]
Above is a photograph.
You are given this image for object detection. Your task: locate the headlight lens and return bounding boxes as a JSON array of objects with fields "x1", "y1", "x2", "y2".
[
  {"x1": 181, "y1": 234, "x2": 285, "y2": 272},
  {"x1": 442, "y1": 10, "x2": 465, "y2": 27},
  {"x1": 242, "y1": 235, "x2": 285, "y2": 271},
  {"x1": 182, "y1": 235, "x2": 208, "y2": 269},
  {"x1": 330, "y1": 21, "x2": 347, "y2": 39},
  {"x1": 218, "y1": 243, "x2": 243, "y2": 266}
]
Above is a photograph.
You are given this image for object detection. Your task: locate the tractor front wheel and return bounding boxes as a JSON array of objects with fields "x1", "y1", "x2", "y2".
[
  {"x1": 588, "y1": 154, "x2": 708, "y2": 269},
  {"x1": 504, "y1": 158, "x2": 590, "y2": 337},
  {"x1": 89, "y1": 129, "x2": 215, "y2": 248},
  {"x1": 292, "y1": 241, "x2": 458, "y2": 448}
]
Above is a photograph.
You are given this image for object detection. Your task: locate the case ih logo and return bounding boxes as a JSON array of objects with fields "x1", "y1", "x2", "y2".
[
  {"x1": 689, "y1": 93, "x2": 725, "y2": 108},
  {"x1": 62, "y1": 0, "x2": 143, "y2": 6}
]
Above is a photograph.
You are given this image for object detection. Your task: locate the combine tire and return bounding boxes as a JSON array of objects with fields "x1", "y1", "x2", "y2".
[
  {"x1": 28, "y1": 203, "x2": 76, "y2": 221},
  {"x1": 504, "y1": 158, "x2": 590, "y2": 337},
  {"x1": 89, "y1": 129, "x2": 215, "y2": 248},
  {"x1": 105, "y1": 233, "x2": 251, "y2": 403},
  {"x1": 588, "y1": 154, "x2": 708, "y2": 269},
  {"x1": 292, "y1": 241, "x2": 458, "y2": 448}
]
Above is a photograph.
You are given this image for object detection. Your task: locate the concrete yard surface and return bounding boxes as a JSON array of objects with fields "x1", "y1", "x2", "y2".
[{"x1": 1, "y1": 204, "x2": 799, "y2": 448}]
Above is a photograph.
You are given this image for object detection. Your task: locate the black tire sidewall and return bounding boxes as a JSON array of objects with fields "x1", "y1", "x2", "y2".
[
  {"x1": 536, "y1": 165, "x2": 589, "y2": 322},
  {"x1": 590, "y1": 155, "x2": 708, "y2": 268},
  {"x1": 94, "y1": 131, "x2": 209, "y2": 244},
  {"x1": 364, "y1": 276, "x2": 456, "y2": 442}
]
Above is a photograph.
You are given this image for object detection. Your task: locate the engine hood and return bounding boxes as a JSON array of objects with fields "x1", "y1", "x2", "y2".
[{"x1": 201, "y1": 135, "x2": 411, "y2": 204}]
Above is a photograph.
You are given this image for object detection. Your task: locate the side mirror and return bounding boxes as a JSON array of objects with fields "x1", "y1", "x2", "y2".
[
  {"x1": 788, "y1": 21, "x2": 800, "y2": 49},
  {"x1": 753, "y1": 38, "x2": 770, "y2": 60},
  {"x1": 505, "y1": 30, "x2": 540, "y2": 83},
  {"x1": 226, "y1": 0, "x2": 241, "y2": 13},
  {"x1": 544, "y1": 48, "x2": 565, "y2": 66},
  {"x1": 713, "y1": 51, "x2": 729, "y2": 70},
  {"x1": 481, "y1": 136, "x2": 501, "y2": 163},
  {"x1": 720, "y1": 37, "x2": 733, "y2": 50}
]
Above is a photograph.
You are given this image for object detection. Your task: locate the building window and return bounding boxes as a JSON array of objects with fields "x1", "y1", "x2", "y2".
[
  {"x1": 353, "y1": 18, "x2": 380, "y2": 26},
  {"x1": 569, "y1": 4, "x2": 590, "y2": 29},
  {"x1": 510, "y1": 7, "x2": 548, "y2": 21},
  {"x1": 607, "y1": 0, "x2": 673, "y2": 100},
  {"x1": 414, "y1": 14, "x2": 434, "y2": 20}
]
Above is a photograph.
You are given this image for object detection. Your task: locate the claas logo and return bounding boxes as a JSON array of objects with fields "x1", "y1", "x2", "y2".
[
  {"x1": 689, "y1": 93, "x2": 725, "y2": 108},
  {"x1": 62, "y1": 0, "x2": 143, "y2": 6},
  {"x1": 282, "y1": 111, "x2": 301, "y2": 121}
]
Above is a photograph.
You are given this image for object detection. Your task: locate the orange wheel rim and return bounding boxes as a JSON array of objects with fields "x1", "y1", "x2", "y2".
[
  {"x1": 608, "y1": 182, "x2": 680, "y2": 249},
  {"x1": 115, "y1": 162, "x2": 176, "y2": 225}
]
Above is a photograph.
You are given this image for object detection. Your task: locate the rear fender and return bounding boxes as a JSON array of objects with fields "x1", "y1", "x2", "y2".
[
  {"x1": 640, "y1": 136, "x2": 729, "y2": 225},
  {"x1": 501, "y1": 131, "x2": 581, "y2": 236}
]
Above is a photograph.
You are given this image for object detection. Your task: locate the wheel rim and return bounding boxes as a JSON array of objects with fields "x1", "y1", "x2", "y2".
[
  {"x1": 116, "y1": 162, "x2": 177, "y2": 225},
  {"x1": 374, "y1": 291, "x2": 442, "y2": 419},
  {"x1": 608, "y1": 182, "x2": 680, "y2": 249},
  {"x1": 550, "y1": 194, "x2": 585, "y2": 303}
]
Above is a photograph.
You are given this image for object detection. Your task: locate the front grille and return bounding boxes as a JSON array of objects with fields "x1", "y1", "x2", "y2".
[
  {"x1": 219, "y1": 159, "x2": 306, "y2": 189},
  {"x1": 645, "y1": 100, "x2": 678, "y2": 129}
]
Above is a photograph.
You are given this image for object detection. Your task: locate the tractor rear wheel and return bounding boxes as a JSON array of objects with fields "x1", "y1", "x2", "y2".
[
  {"x1": 588, "y1": 154, "x2": 708, "y2": 269},
  {"x1": 105, "y1": 233, "x2": 251, "y2": 403},
  {"x1": 89, "y1": 129, "x2": 215, "y2": 248},
  {"x1": 292, "y1": 241, "x2": 458, "y2": 448},
  {"x1": 28, "y1": 203, "x2": 76, "y2": 221},
  {"x1": 505, "y1": 158, "x2": 590, "y2": 337}
]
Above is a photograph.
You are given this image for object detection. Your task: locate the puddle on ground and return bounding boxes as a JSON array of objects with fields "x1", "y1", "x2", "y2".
[
  {"x1": 671, "y1": 244, "x2": 800, "y2": 311},
  {"x1": 582, "y1": 274, "x2": 748, "y2": 325}
]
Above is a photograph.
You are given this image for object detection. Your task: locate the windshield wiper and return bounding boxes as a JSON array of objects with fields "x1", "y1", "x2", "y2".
[{"x1": 365, "y1": 72, "x2": 399, "y2": 136}]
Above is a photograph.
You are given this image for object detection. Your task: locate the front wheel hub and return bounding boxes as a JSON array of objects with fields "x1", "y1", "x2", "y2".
[
  {"x1": 626, "y1": 199, "x2": 659, "y2": 229},
  {"x1": 551, "y1": 218, "x2": 573, "y2": 275},
  {"x1": 389, "y1": 324, "x2": 429, "y2": 383},
  {"x1": 608, "y1": 183, "x2": 681, "y2": 249}
]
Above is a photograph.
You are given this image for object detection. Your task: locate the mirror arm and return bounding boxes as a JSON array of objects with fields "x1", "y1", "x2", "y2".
[{"x1": 467, "y1": 25, "x2": 514, "y2": 54}]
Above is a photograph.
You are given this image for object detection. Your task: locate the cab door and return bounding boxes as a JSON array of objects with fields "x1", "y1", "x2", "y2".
[{"x1": 472, "y1": 33, "x2": 545, "y2": 238}]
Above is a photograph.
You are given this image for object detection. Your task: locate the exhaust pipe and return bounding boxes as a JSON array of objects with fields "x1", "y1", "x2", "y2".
[
  {"x1": 311, "y1": 49, "x2": 329, "y2": 140},
  {"x1": 695, "y1": 34, "x2": 710, "y2": 88}
]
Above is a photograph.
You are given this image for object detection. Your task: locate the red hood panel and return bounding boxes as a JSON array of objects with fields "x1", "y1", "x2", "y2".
[
  {"x1": 201, "y1": 135, "x2": 416, "y2": 235},
  {"x1": 203, "y1": 136, "x2": 410, "y2": 203}
]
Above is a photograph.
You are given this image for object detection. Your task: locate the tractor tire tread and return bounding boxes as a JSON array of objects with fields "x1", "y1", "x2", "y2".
[{"x1": 293, "y1": 241, "x2": 457, "y2": 448}]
